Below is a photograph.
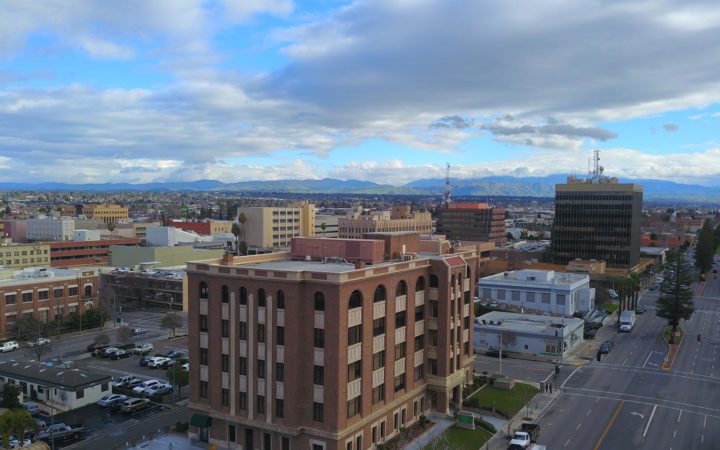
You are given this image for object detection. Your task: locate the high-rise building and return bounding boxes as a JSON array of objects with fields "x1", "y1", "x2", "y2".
[
  {"x1": 552, "y1": 174, "x2": 642, "y2": 268},
  {"x1": 236, "y1": 201, "x2": 316, "y2": 250},
  {"x1": 186, "y1": 234, "x2": 478, "y2": 450},
  {"x1": 435, "y1": 203, "x2": 506, "y2": 247}
]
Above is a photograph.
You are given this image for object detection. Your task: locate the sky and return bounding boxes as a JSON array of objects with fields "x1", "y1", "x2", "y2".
[{"x1": 1, "y1": 0, "x2": 720, "y2": 187}]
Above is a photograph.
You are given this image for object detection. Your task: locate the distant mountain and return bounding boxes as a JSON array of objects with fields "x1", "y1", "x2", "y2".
[{"x1": 1, "y1": 176, "x2": 719, "y2": 202}]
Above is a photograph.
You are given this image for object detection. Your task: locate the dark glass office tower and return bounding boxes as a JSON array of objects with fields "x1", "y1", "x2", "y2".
[{"x1": 552, "y1": 177, "x2": 642, "y2": 268}]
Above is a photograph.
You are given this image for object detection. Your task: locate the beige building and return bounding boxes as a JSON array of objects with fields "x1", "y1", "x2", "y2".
[
  {"x1": 103, "y1": 221, "x2": 161, "y2": 243},
  {"x1": 83, "y1": 204, "x2": 129, "y2": 224},
  {"x1": 338, "y1": 207, "x2": 433, "y2": 239},
  {"x1": 0, "y1": 240, "x2": 51, "y2": 269},
  {"x1": 109, "y1": 245, "x2": 225, "y2": 269},
  {"x1": 237, "y1": 201, "x2": 315, "y2": 249}
]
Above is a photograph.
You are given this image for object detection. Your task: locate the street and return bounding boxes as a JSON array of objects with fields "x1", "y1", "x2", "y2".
[{"x1": 538, "y1": 273, "x2": 720, "y2": 450}]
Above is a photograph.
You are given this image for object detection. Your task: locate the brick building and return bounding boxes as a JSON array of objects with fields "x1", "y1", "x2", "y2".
[
  {"x1": 49, "y1": 238, "x2": 140, "y2": 267},
  {"x1": 168, "y1": 219, "x2": 233, "y2": 236},
  {"x1": 0, "y1": 267, "x2": 99, "y2": 339},
  {"x1": 436, "y1": 203, "x2": 506, "y2": 247},
  {"x1": 186, "y1": 234, "x2": 479, "y2": 450}
]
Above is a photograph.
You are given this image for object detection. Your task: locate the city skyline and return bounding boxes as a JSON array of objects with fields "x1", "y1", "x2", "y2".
[{"x1": 1, "y1": 1, "x2": 720, "y2": 186}]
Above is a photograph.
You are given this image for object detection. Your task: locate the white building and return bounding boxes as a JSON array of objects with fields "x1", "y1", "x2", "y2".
[
  {"x1": 146, "y1": 226, "x2": 213, "y2": 247},
  {"x1": 27, "y1": 218, "x2": 74, "y2": 242},
  {"x1": 474, "y1": 311, "x2": 584, "y2": 359},
  {"x1": 0, "y1": 360, "x2": 112, "y2": 412},
  {"x1": 73, "y1": 229, "x2": 101, "y2": 241},
  {"x1": 478, "y1": 269, "x2": 595, "y2": 315}
]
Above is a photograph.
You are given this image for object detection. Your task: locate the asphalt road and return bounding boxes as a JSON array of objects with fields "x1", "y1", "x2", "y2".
[{"x1": 537, "y1": 274, "x2": 720, "y2": 450}]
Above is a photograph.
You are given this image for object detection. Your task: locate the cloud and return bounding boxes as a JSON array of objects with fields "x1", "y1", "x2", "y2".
[
  {"x1": 430, "y1": 115, "x2": 475, "y2": 129},
  {"x1": 663, "y1": 123, "x2": 679, "y2": 132}
]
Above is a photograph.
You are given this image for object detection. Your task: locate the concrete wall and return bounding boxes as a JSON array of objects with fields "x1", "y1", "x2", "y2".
[{"x1": 110, "y1": 245, "x2": 225, "y2": 269}]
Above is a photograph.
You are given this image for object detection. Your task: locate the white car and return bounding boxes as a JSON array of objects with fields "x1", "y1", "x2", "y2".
[
  {"x1": 26, "y1": 337, "x2": 50, "y2": 348},
  {"x1": 144, "y1": 383, "x2": 172, "y2": 397},
  {"x1": 0, "y1": 341, "x2": 19, "y2": 352},
  {"x1": 133, "y1": 379, "x2": 161, "y2": 395},
  {"x1": 97, "y1": 394, "x2": 128, "y2": 408},
  {"x1": 147, "y1": 357, "x2": 171, "y2": 368},
  {"x1": 181, "y1": 363, "x2": 189, "y2": 372}
]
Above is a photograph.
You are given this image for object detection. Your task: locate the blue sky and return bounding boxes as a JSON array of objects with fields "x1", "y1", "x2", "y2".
[{"x1": 1, "y1": 0, "x2": 720, "y2": 186}]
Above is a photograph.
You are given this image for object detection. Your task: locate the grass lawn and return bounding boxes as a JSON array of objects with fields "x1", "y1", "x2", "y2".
[
  {"x1": 424, "y1": 426, "x2": 493, "y2": 450},
  {"x1": 465, "y1": 382, "x2": 539, "y2": 418},
  {"x1": 662, "y1": 324, "x2": 684, "y2": 345},
  {"x1": 602, "y1": 303, "x2": 619, "y2": 315}
]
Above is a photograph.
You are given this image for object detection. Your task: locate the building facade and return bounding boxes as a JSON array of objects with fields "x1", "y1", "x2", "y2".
[
  {"x1": 168, "y1": 219, "x2": 233, "y2": 236},
  {"x1": 474, "y1": 311, "x2": 584, "y2": 359},
  {"x1": 49, "y1": 238, "x2": 140, "y2": 267},
  {"x1": 551, "y1": 176, "x2": 643, "y2": 268},
  {"x1": 236, "y1": 202, "x2": 316, "y2": 249},
  {"x1": 102, "y1": 268, "x2": 186, "y2": 312},
  {"x1": 0, "y1": 240, "x2": 51, "y2": 269},
  {"x1": 186, "y1": 235, "x2": 478, "y2": 450},
  {"x1": 27, "y1": 218, "x2": 74, "y2": 242},
  {"x1": 478, "y1": 269, "x2": 595, "y2": 316},
  {"x1": 338, "y1": 209, "x2": 433, "y2": 239},
  {"x1": 0, "y1": 220, "x2": 28, "y2": 243},
  {"x1": 0, "y1": 267, "x2": 99, "y2": 339},
  {"x1": 436, "y1": 203, "x2": 506, "y2": 247},
  {"x1": 83, "y1": 204, "x2": 129, "y2": 224}
]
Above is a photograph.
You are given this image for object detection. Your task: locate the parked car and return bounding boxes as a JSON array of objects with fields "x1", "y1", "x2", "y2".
[
  {"x1": 147, "y1": 357, "x2": 171, "y2": 369},
  {"x1": 26, "y1": 338, "x2": 50, "y2": 348},
  {"x1": 23, "y1": 402, "x2": 40, "y2": 415},
  {"x1": 86, "y1": 342, "x2": 110, "y2": 352},
  {"x1": 133, "y1": 379, "x2": 161, "y2": 395},
  {"x1": 160, "y1": 358, "x2": 179, "y2": 369},
  {"x1": 181, "y1": 363, "x2": 189, "y2": 372},
  {"x1": 97, "y1": 394, "x2": 128, "y2": 408},
  {"x1": 164, "y1": 350, "x2": 187, "y2": 359},
  {"x1": 139, "y1": 355, "x2": 154, "y2": 367},
  {"x1": 599, "y1": 341, "x2": 611, "y2": 354},
  {"x1": 109, "y1": 349, "x2": 129, "y2": 360},
  {"x1": 0, "y1": 341, "x2": 19, "y2": 352},
  {"x1": 112, "y1": 375, "x2": 139, "y2": 389},
  {"x1": 635, "y1": 305, "x2": 647, "y2": 314},
  {"x1": 131, "y1": 328, "x2": 148, "y2": 336},
  {"x1": 121, "y1": 398, "x2": 151, "y2": 415},
  {"x1": 128, "y1": 343, "x2": 154, "y2": 355},
  {"x1": 38, "y1": 423, "x2": 84, "y2": 442},
  {"x1": 144, "y1": 383, "x2": 172, "y2": 397},
  {"x1": 101, "y1": 347, "x2": 120, "y2": 358}
]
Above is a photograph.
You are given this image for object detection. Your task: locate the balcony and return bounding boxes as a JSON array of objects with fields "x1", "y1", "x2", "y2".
[
  {"x1": 464, "y1": 278, "x2": 470, "y2": 291},
  {"x1": 429, "y1": 288, "x2": 438, "y2": 301},
  {"x1": 348, "y1": 307, "x2": 362, "y2": 327},
  {"x1": 394, "y1": 357, "x2": 406, "y2": 375},
  {"x1": 373, "y1": 301, "x2": 386, "y2": 320},
  {"x1": 372, "y1": 367, "x2": 385, "y2": 387},
  {"x1": 314, "y1": 311, "x2": 324, "y2": 329},
  {"x1": 313, "y1": 385, "x2": 324, "y2": 403},
  {"x1": 395, "y1": 295, "x2": 407, "y2": 313},
  {"x1": 347, "y1": 378, "x2": 362, "y2": 400},
  {"x1": 348, "y1": 343, "x2": 362, "y2": 364},
  {"x1": 415, "y1": 290, "x2": 425, "y2": 306},
  {"x1": 395, "y1": 326, "x2": 406, "y2": 344},
  {"x1": 414, "y1": 321, "x2": 424, "y2": 337},
  {"x1": 414, "y1": 349, "x2": 424, "y2": 367},
  {"x1": 373, "y1": 334, "x2": 385, "y2": 353}
]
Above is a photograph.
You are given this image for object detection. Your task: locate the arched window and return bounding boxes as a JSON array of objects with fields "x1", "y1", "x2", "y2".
[
  {"x1": 199, "y1": 281, "x2": 208, "y2": 299},
  {"x1": 374, "y1": 285, "x2": 387, "y2": 303},
  {"x1": 416, "y1": 276, "x2": 425, "y2": 292},
  {"x1": 258, "y1": 289, "x2": 266, "y2": 307},
  {"x1": 466, "y1": 265, "x2": 471, "y2": 278},
  {"x1": 277, "y1": 290, "x2": 285, "y2": 309},
  {"x1": 349, "y1": 290, "x2": 363, "y2": 309},
  {"x1": 221, "y1": 285, "x2": 229, "y2": 304},
  {"x1": 396, "y1": 280, "x2": 407, "y2": 296},
  {"x1": 314, "y1": 292, "x2": 325, "y2": 311},
  {"x1": 239, "y1": 287, "x2": 247, "y2": 305},
  {"x1": 429, "y1": 274, "x2": 439, "y2": 288},
  {"x1": 84, "y1": 285, "x2": 92, "y2": 298}
]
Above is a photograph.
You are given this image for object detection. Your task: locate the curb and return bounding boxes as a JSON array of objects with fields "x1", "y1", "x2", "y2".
[{"x1": 662, "y1": 329, "x2": 683, "y2": 371}]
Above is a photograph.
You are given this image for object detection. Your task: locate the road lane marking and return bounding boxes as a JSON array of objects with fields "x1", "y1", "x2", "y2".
[
  {"x1": 623, "y1": 357, "x2": 628, "y2": 365},
  {"x1": 673, "y1": 430, "x2": 677, "y2": 438},
  {"x1": 561, "y1": 365, "x2": 582, "y2": 388},
  {"x1": 643, "y1": 404, "x2": 657, "y2": 437},
  {"x1": 564, "y1": 386, "x2": 720, "y2": 414},
  {"x1": 564, "y1": 438, "x2": 571, "y2": 447},
  {"x1": 586, "y1": 409, "x2": 591, "y2": 416},
  {"x1": 576, "y1": 422, "x2": 582, "y2": 431},
  {"x1": 642, "y1": 350, "x2": 654, "y2": 368},
  {"x1": 678, "y1": 410, "x2": 682, "y2": 423},
  {"x1": 593, "y1": 400, "x2": 624, "y2": 450},
  {"x1": 704, "y1": 414, "x2": 707, "y2": 428}
]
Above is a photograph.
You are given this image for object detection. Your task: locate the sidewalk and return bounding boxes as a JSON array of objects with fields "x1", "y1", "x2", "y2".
[{"x1": 404, "y1": 417, "x2": 454, "y2": 449}]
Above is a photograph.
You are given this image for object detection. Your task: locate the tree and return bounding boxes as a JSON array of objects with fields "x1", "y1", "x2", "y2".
[
  {"x1": 320, "y1": 222, "x2": 327, "y2": 236},
  {"x1": 94, "y1": 333, "x2": 110, "y2": 346},
  {"x1": 695, "y1": 221, "x2": 715, "y2": 275},
  {"x1": 656, "y1": 250, "x2": 695, "y2": 343},
  {"x1": 0, "y1": 385, "x2": 21, "y2": 410},
  {"x1": 237, "y1": 212, "x2": 247, "y2": 254},
  {"x1": 167, "y1": 365, "x2": 189, "y2": 388},
  {"x1": 107, "y1": 222, "x2": 116, "y2": 233},
  {"x1": 116, "y1": 325, "x2": 133, "y2": 344},
  {"x1": 231, "y1": 222, "x2": 241, "y2": 255},
  {"x1": 161, "y1": 312, "x2": 184, "y2": 338},
  {"x1": 1, "y1": 410, "x2": 38, "y2": 444}
]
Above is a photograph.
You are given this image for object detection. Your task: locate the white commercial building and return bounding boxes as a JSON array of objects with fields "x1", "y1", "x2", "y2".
[
  {"x1": 27, "y1": 218, "x2": 74, "y2": 242},
  {"x1": 0, "y1": 360, "x2": 112, "y2": 412},
  {"x1": 73, "y1": 229, "x2": 101, "y2": 241},
  {"x1": 474, "y1": 311, "x2": 584, "y2": 359},
  {"x1": 478, "y1": 269, "x2": 595, "y2": 315},
  {"x1": 146, "y1": 226, "x2": 213, "y2": 247}
]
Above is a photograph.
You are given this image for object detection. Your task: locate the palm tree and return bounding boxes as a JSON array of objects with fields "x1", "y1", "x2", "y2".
[
  {"x1": 629, "y1": 273, "x2": 642, "y2": 310},
  {"x1": 320, "y1": 222, "x2": 327, "y2": 236},
  {"x1": 237, "y1": 212, "x2": 247, "y2": 255},
  {"x1": 0, "y1": 409, "x2": 38, "y2": 449},
  {"x1": 231, "y1": 223, "x2": 241, "y2": 255}
]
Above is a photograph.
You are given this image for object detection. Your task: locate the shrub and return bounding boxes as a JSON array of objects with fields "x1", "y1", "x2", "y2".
[{"x1": 474, "y1": 418, "x2": 497, "y2": 433}]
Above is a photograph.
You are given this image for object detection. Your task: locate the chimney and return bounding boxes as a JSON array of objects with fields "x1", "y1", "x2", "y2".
[
  {"x1": 354, "y1": 260, "x2": 366, "y2": 270},
  {"x1": 221, "y1": 251, "x2": 235, "y2": 265}
]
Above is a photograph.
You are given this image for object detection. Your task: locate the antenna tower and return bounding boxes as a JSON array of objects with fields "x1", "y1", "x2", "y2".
[
  {"x1": 592, "y1": 149, "x2": 600, "y2": 182},
  {"x1": 443, "y1": 163, "x2": 452, "y2": 206}
]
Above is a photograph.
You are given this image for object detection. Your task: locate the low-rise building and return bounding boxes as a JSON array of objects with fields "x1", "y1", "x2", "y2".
[
  {"x1": 338, "y1": 207, "x2": 433, "y2": 239},
  {"x1": 0, "y1": 360, "x2": 111, "y2": 412},
  {"x1": 108, "y1": 245, "x2": 225, "y2": 270},
  {"x1": 168, "y1": 219, "x2": 233, "y2": 236},
  {"x1": 478, "y1": 269, "x2": 595, "y2": 315},
  {"x1": 74, "y1": 229, "x2": 101, "y2": 241},
  {"x1": 49, "y1": 238, "x2": 140, "y2": 267},
  {"x1": 83, "y1": 204, "x2": 129, "y2": 224},
  {"x1": 0, "y1": 267, "x2": 99, "y2": 339},
  {"x1": 102, "y1": 268, "x2": 186, "y2": 312},
  {"x1": 0, "y1": 220, "x2": 28, "y2": 243},
  {"x1": 474, "y1": 311, "x2": 584, "y2": 359},
  {"x1": 146, "y1": 227, "x2": 215, "y2": 247},
  {"x1": 27, "y1": 218, "x2": 74, "y2": 242},
  {"x1": 0, "y1": 240, "x2": 51, "y2": 269}
]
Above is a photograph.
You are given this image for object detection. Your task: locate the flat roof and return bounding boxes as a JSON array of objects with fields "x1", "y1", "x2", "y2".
[
  {"x1": 0, "y1": 267, "x2": 97, "y2": 288},
  {"x1": 0, "y1": 360, "x2": 111, "y2": 390},
  {"x1": 480, "y1": 269, "x2": 586, "y2": 286},
  {"x1": 477, "y1": 311, "x2": 583, "y2": 334}
]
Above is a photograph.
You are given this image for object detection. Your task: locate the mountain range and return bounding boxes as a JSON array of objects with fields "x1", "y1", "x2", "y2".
[{"x1": 0, "y1": 176, "x2": 717, "y2": 202}]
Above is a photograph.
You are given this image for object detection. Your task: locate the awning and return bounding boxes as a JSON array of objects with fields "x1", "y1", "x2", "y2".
[{"x1": 190, "y1": 413, "x2": 211, "y2": 428}]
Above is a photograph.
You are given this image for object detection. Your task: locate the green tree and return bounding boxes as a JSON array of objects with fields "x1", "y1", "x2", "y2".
[
  {"x1": 116, "y1": 325, "x2": 133, "y2": 344},
  {"x1": 3, "y1": 409, "x2": 38, "y2": 444},
  {"x1": 320, "y1": 222, "x2": 327, "y2": 236},
  {"x1": 237, "y1": 212, "x2": 247, "y2": 254},
  {"x1": 695, "y1": 221, "x2": 715, "y2": 274},
  {"x1": 161, "y1": 312, "x2": 184, "y2": 338},
  {"x1": 0, "y1": 385, "x2": 21, "y2": 410},
  {"x1": 656, "y1": 250, "x2": 695, "y2": 343},
  {"x1": 231, "y1": 222, "x2": 241, "y2": 255},
  {"x1": 107, "y1": 222, "x2": 116, "y2": 233}
]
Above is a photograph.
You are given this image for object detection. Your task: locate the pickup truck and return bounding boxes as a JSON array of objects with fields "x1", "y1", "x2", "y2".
[
  {"x1": 508, "y1": 445, "x2": 546, "y2": 450},
  {"x1": 508, "y1": 423, "x2": 540, "y2": 448},
  {"x1": 38, "y1": 423, "x2": 85, "y2": 442}
]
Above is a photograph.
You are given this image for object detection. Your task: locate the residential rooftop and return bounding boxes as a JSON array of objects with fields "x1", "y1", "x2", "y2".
[
  {"x1": 0, "y1": 359, "x2": 111, "y2": 390},
  {"x1": 480, "y1": 269, "x2": 588, "y2": 286}
]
